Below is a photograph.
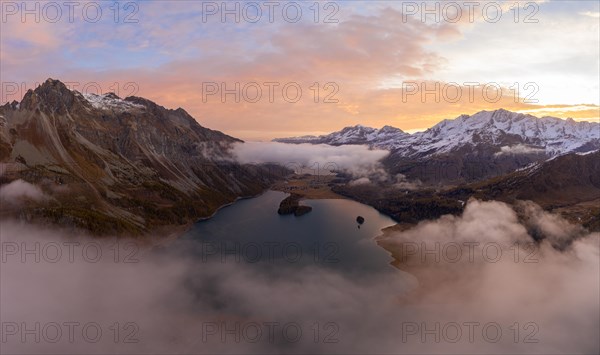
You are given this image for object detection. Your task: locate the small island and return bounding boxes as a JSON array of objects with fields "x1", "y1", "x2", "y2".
[{"x1": 278, "y1": 194, "x2": 313, "y2": 217}]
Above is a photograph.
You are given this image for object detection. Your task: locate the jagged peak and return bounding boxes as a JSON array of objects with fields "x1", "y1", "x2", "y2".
[
  {"x1": 12, "y1": 79, "x2": 205, "y2": 120},
  {"x1": 19, "y1": 78, "x2": 79, "y2": 113},
  {"x1": 380, "y1": 125, "x2": 405, "y2": 134},
  {"x1": 174, "y1": 107, "x2": 194, "y2": 118},
  {"x1": 332, "y1": 124, "x2": 406, "y2": 135},
  {"x1": 340, "y1": 124, "x2": 372, "y2": 131},
  {"x1": 334, "y1": 125, "x2": 368, "y2": 133},
  {"x1": 16, "y1": 79, "x2": 137, "y2": 112},
  {"x1": 34, "y1": 78, "x2": 73, "y2": 96},
  {"x1": 104, "y1": 92, "x2": 121, "y2": 100},
  {"x1": 444, "y1": 109, "x2": 557, "y2": 128},
  {"x1": 124, "y1": 95, "x2": 160, "y2": 108},
  {"x1": 470, "y1": 108, "x2": 541, "y2": 122}
]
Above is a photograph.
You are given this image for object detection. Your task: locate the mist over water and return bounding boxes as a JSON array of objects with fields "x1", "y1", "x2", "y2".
[{"x1": 1, "y1": 195, "x2": 598, "y2": 354}]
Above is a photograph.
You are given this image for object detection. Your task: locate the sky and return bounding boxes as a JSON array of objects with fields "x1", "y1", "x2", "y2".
[{"x1": 1, "y1": 0, "x2": 599, "y2": 140}]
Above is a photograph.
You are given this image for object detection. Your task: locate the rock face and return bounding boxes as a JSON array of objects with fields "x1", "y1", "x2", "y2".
[
  {"x1": 0, "y1": 79, "x2": 283, "y2": 236},
  {"x1": 275, "y1": 109, "x2": 600, "y2": 184},
  {"x1": 277, "y1": 194, "x2": 312, "y2": 217}
]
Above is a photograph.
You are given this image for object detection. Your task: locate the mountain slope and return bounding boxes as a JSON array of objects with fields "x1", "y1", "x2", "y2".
[
  {"x1": 0, "y1": 79, "x2": 282, "y2": 236},
  {"x1": 334, "y1": 151, "x2": 600, "y2": 231},
  {"x1": 276, "y1": 109, "x2": 600, "y2": 184},
  {"x1": 464, "y1": 151, "x2": 600, "y2": 207}
]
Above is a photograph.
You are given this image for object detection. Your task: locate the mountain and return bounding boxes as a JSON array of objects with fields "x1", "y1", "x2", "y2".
[
  {"x1": 398, "y1": 109, "x2": 598, "y2": 156},
  {"x1": 275, "y1": 109, "x2": 600, "y2": 184},
  {"x1": 0, "y1": 79, "x2": 282, "y2": 236},
  {"x1": 274, "y1": 125, "x2": 408, "y2": 149},
  {"x1": 454, "y1": 150, "x2": 600, "y2": 232},
  {"x1": 334, "y1": 151, "x2": 600, "y2": 231},
  {"x1": 455, "y1": 150, "x2": 600, "y2": 207}
]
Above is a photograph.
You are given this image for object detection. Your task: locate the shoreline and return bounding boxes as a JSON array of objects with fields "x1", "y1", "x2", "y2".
[
  {"x1": 374, "y1": 223, "x2": 418, "y2": 271},
  {"x1": 270, "y1": 174, "x2": 347, "y2": 200},
  {"x1": 152, "y1": 187, "x2": 414, "y2": 273},
  {"x1": 196, "y1": 190, "x2": 270, "y2": 222},
  {"x1": 152, "y1": 189, "x2": 275, "y2": 247}
]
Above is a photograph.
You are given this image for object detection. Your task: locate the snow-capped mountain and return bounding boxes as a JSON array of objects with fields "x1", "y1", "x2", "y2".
[
  {"x1": 275, "y1": 109, "x2": 600, "y2": 184},
  {"x1": 276, "y1": 109, "x2": 599, "y2": 158},
  {"x1": 401, "y1": 109, "x2": 599, "y2": 158},
  {"x1": 274, "y1": 125, "x2": 408, "y2": 149}
]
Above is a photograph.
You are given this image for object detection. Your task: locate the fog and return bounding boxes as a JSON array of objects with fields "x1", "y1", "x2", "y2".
[
  {"x1": 378, "y1": 199, "x2": 599, "y2": 354},
  {"x1": 348, "y1": 173, "x2": 421, "y2": 190},
  {"x1": 495, "y1": 144, "x2": 546, "y2": 156},
  {"x1": 0, "y1": 179, "x2": 47, "y2": 204},
  {"x1": 232, "y1": 142, "x2": 389, "y2": 178},
  {"x1": 1, "y1": 198, "x2": 598, "y2": 354}
]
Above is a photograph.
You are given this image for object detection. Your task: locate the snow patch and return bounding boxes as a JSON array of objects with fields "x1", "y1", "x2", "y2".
[{"x1": 82, "y1": 93, "x2": 144, "y2": 111}]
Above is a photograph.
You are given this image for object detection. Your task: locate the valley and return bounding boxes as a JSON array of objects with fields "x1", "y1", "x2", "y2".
[
  {"x1": 3, "y1": 3, "x2": 599, "y2": 354},
  {"x1": 1, "y1": 79, "x2": 598, "y2": 240}
]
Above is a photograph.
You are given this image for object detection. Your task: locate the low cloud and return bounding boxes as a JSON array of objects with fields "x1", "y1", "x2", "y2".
[
  {"x1": 495, "y1": 144, "x2": 545, "y2": 156},
  {"x1": 378, "y1": 199, "x2": 599, "y2": 353},
  {"x1": 1, "y1": 199, "x2": 598, "y2": 354},
  {"x1": 232, "y1": 142, "x2": 389, "y2": 178},
  {"x1": 392, "y1": 173, "x2": 422, "y2": 190},
  {"x1": 0, "y1": 221, "x2": 406, "y2": 354},
  {"x1": 348, "y1": 177, "x2": 371, "y2": 186},
  {"x1": 579, "y1": 11, "x2": 600, "y2": 18},
  {"x1": 0, "y1": 179, "x2": 47, "y2": 204}
]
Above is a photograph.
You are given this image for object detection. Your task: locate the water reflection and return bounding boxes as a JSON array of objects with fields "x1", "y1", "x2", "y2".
[{"x1": 174, "y1": 190, "x2": 400, "y2": 277}]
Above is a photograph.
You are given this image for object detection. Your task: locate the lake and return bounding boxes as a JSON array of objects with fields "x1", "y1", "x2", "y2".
[{"x1": 176, "y1": 190, "x2": 402, "y2": 277}]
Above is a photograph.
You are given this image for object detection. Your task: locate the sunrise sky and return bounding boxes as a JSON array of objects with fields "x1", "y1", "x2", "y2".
[{"x1": 1, "y1": 0, "x2": 598, "y2": 140}]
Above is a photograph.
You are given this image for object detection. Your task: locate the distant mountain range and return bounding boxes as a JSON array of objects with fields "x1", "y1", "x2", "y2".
[
  {"x1": 0, "y1": 79, "x2": 280, "y2": 235},
  {"x1": 275, "y1": 125, "x2": 408, "y2": 149},
  {"x1": 275, "y1": 109, "x2": 600, "y2": 184}
]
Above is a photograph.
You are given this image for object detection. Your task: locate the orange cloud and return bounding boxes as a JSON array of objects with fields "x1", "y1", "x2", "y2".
[{"x1": 2, "y1": 3, "x2": 597, "y2": 140}]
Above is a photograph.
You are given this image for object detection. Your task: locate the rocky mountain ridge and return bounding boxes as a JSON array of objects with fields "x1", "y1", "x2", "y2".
[{"x1": 0, "y1": 79, "x2": 282, "y2": 236}]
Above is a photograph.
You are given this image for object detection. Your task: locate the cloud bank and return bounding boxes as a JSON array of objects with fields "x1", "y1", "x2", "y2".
[
  {"x1": 232, "y1": 142, "x2": 389, "y2": 178},
  {"x1": 378, "y1": 199, "x2": 599, "y2": 353},
  {"x1": 1, "y1": 198, "x2": 598, "y2": 354}
]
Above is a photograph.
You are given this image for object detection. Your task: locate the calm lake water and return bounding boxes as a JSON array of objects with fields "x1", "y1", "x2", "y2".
[{"x1": 177, "y1": 190, "x2": 400, "y2": 276}]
